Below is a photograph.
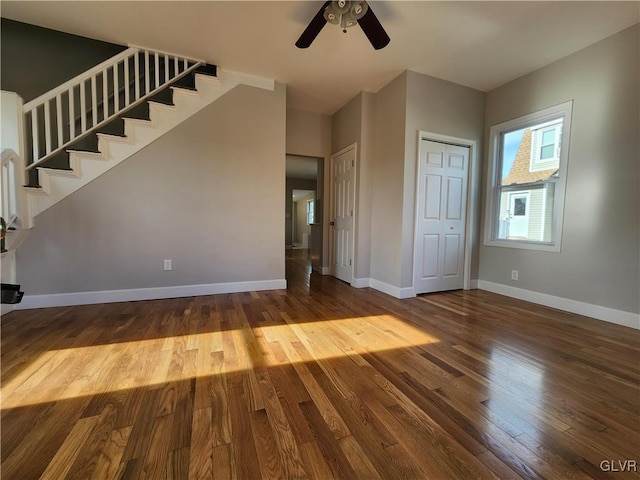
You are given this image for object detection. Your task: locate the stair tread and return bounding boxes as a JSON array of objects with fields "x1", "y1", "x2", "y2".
[{"x1": 66, "y1": 149, "x2": 103, "y2": 156}]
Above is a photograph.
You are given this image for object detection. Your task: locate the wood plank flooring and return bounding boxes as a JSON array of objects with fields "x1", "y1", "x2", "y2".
[{"x1": 1, "y1": 249, "x2": 639, "y2": 479}]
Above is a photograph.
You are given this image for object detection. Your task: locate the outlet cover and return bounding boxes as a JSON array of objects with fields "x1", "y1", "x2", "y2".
[
  {"x1": 511, "y1": 270, "x2": 519, "y2": 281},
  {"x1": 164, "y1": 259, "x2": 172, "y2": 271}
]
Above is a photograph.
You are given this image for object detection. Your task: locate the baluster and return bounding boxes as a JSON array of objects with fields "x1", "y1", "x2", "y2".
[
  {"x1": 174, "y1": 56, "x2": 179, "y2": 75},
  {"x1": 134, "y1": 53, "x2": 140, "y2": 100},
  {"x1": 144, "y1": 51, "x2": 150, "y2": 95},
  {"x1": 56, "y1": 93, "x2": 63, "y2": 148},
  {"x1": 125, "y1": 56, "x2": 131, "y2": 106},
  {"x1": 164, "y1": 55, "x2": 169, "y2": 84},
  {"x1": 80, "y1": 80, "x2": 87, "y2": 133},
  {"x1": 154, "y1": 52, "x2": 160, "y2": 88},
  {"x1": 102, "y1": 68, "x2": 109, "y2": 120},
  {"x1": 69, "y1": 86, "x2": 75, "y2": 139},
  {"x1": 114, "y1": 62, "x2": 120, "y2": 113},
  {"x1": 44, "y1": 100, "x2": 52, "y2": 155},
  {"x1": 91, "y1": 76, "x2": 98, "y2": 127},
  {"x1": 183, "y1": 58, "x2": 188, "y2": 71},
  {"x1": 31, "y1": 109, "x2": 39, "y2": 164}
]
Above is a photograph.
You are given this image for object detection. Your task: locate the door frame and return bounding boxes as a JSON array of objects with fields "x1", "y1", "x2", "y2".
[
  {"x1": 413, "y1": 131, "x2": 478, "y2": 293},
  {"x1": 329, "y1": 143, "x2": 358, "y2": 285}
]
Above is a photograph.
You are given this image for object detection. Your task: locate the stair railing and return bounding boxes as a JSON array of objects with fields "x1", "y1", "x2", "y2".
[
  {"x1": 1, "y1": 149, "x2": 20, "y2": 228},
  {"x1": 23, "y1": 46, "x2": 205, "y2": 173}
]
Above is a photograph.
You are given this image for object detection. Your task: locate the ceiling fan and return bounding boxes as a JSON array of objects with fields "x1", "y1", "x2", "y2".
[{"x1": 296, "y1": 0, "x2": 390, "y2": 50}]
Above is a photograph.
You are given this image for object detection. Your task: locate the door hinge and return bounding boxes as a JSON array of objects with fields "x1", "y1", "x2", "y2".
[
  {"x1": 349, "y1": 259, "x2": 352, "y2": 266},
  {"x1": 351, "y1": 210, "x2": 353, "y2": 217}
]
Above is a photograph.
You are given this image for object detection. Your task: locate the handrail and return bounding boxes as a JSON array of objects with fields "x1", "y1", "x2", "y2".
[
  {"x1": 1, "y1": 148, "x2": 20, "y2": 228},
  {"x1": 24, "y1": 47, "x2": 205, "y2": 173},
  {"x1": 23, "y1": 48, "x2": 138, "y2": 113}
]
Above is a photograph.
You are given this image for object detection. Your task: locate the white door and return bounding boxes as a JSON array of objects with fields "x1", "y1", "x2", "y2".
[
  {"x1": 330, "y1": 145, "x2": 356, "y2": 284},
  {"x1": 415, "y1": 140, "x2": 469, "y2": 294},
  {"x1": 508, "y1": 192, "x2": 529, "y2": 239}
]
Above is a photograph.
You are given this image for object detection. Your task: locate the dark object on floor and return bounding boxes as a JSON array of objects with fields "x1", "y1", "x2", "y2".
[{"x1": 1, "y1": 283, "x2": 24, "y2": 304}]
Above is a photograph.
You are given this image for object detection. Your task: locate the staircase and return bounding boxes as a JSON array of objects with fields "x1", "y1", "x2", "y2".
[
  {"x1": 18, "y1": 47, "x2": 274, "y2": 219},
  {"x1": 1, "y1": 46, "x2": 274, "y2": 313}
]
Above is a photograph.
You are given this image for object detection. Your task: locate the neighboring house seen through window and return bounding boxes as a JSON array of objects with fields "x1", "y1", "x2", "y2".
[{"x1": 485, "y1": 101, "x2": 573, "y2": 251}]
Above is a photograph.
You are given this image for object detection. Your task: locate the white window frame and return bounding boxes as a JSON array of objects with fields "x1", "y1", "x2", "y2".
[
  {"x1": 306, "y1": 199, "x2": 315, "y2": 225},
  {"x1": 530, "y1": 119, "x2": 562, "y2": 172},
  {"x1": 484, "y1": 101, "x2": 573, "y2": 252}
]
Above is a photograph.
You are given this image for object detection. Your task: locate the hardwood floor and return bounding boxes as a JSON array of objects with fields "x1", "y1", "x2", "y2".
[{"x1": 2, "y1": 249, "x2": 639, "y2": 479}]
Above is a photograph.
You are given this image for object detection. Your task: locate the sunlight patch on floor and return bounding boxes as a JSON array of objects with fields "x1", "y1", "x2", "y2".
[{"x1": 1, "y1": 315, "x2": 440, "y2": 409}]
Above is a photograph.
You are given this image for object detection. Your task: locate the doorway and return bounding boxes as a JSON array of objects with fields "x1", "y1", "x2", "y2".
[{"x1": 285, "y1": 154, "x2": 322, "y2": 274}]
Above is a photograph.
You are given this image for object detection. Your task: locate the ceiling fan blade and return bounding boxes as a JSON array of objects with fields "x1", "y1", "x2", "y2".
[
  {"x1": 295, "y1": 1, "x2": 331, "y2": 48},
  {"x1": 358, "y1": 5, "x2": 390, "y2": 50}
]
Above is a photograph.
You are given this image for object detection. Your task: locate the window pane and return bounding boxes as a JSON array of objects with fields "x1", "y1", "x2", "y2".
[
  {"x1": 513, "y1": 197, "x2": 527, "y2": 216},
  {"x1": 541, "y1": 129, "x2": 556, "y2": 146},
  {"x1": 497, "y1": 183, "x2": 555, "y2": 242},
  {"x1": 540, "y1": 144, "x2": 555, "y2": 159}
]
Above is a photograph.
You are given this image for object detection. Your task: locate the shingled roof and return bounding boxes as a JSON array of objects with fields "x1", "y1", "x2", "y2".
[{"x1": 502, "y1": 129, "x2": 558, "y2": 185}]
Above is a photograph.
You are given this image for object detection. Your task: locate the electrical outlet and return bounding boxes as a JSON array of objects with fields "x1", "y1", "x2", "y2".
[
  {"x1": 164, "y1": 259, "x2": 172, "y2": 271},
  {"x1": 511, "y1": 270, "x2": 519, "y2": 281}
]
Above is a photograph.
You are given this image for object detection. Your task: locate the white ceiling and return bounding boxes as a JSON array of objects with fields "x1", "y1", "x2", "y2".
[{"x1": 2, "y1": 1, "x2": 638, "y2": 115}]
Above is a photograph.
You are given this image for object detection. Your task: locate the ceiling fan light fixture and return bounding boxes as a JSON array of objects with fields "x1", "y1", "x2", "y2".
[
  {"x1": 323, "y1": 4, "x2": 340, "y2": 24},
  {"x1": 350, "y1": 1, "x2": 368, "y2": 20},
  {"x1": 332, "y1": 0, "x2": 351, "y2": 14}
]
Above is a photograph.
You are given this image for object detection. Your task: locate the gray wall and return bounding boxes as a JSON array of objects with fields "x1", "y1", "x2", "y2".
[
  {"x1": 479, "y1": 25, "x2": 640, "y2": 314},
  {"x1": 332, "y1": 92, "x2": 375, "y2": 281},
  {"x1": 286, "y1": 108, "x2": 332, "y2": 268},
  {"x1": 370, "y1": 73, "x2": 408, "y2": 288},
  {"x1": 369, "y1": 71, "x2": 485, "y2": 291},
  {"x1": 402, "y1": 71, "x2": 485, "y2": 288},
  {"x1": 17, "y1": 83, "x2": 287, "y2": 294},
  {"x1": 1, "y1": 19, "x2": 126, "y2": 102}
]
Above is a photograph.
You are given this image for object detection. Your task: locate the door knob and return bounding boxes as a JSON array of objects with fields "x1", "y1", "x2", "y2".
[{"x1": 330, "y1": 221, "x2": 335, "y2": 226}]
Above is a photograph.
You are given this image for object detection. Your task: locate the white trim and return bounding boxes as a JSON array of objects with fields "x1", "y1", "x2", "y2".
[
  {"x1": 14, "y1": 279, "x2": 287, "y2": 310},
  {"x1": 370, "y1": 279, "x2": 414, "y2": 299},
  {"x1": 478, "y1": 280, "x2": 639, "y2": 330},
  {"x1": 415, "y1": 131, "x2": 478, "y2": 292},
  {"x1": 352, "y1": 277, "x2": 371, "y2": 288}
]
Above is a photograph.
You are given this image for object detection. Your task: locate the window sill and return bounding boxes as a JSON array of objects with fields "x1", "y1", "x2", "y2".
[{"x1": 484, "y1": 239, "x2": 560, "y2": 252}]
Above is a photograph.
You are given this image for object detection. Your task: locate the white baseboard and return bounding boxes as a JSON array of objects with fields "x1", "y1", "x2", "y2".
[
  {"x1": 14, "y1": 279, "x2": 287, "y2": 310},
  {"x1": 478, "y1": 280, "x2": 639, "y2": 330},
  {"x1": 352, "y1": 277, "x2": 371, "y2": 288},
  {"x1": 370, "y1": 279, "x2": 414, "y2": 299}
]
